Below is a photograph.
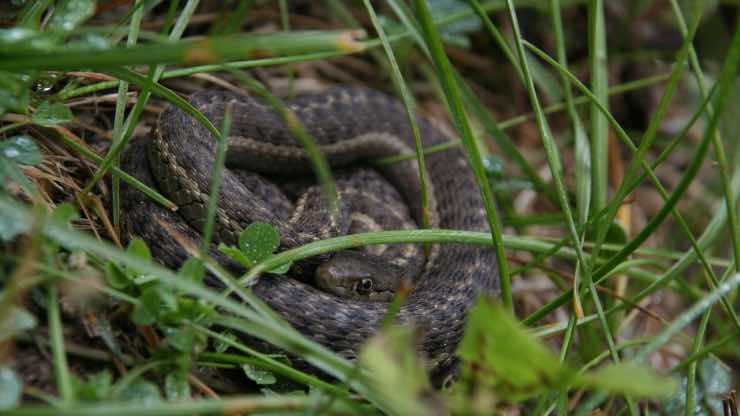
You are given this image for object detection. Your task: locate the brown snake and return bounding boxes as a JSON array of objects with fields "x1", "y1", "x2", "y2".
[{"x1": 119, "y1": 87, "x2": 499, "y2": 381}]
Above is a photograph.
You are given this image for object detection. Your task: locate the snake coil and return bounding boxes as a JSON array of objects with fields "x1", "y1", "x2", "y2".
[{"x1": 120, "y1": 87, "x2": 499, "y2": 381}]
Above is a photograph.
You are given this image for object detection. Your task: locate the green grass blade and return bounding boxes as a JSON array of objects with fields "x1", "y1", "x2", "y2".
[{"x1": 412, "y1": 0, "x2": 512, "y2": 310}]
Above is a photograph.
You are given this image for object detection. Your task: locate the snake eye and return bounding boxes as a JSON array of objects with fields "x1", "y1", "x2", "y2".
[{"x1": 356, "y1": 278, "x2": 373, "y2": 294}]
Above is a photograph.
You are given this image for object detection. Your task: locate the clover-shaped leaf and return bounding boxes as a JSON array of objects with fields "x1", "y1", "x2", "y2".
[{"x1": 219, "y1": 222, "x2": 291, "y2": 274}]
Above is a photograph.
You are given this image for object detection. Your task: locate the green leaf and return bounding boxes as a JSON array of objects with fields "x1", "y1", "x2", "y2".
[
  {"x1": 48, "y1": 0, "x2": 96, "y2": 32},
  {"x1": 218, "y1": 243, "x2": 253, "y2": 268},
  {"x1": 164, "y1": 370, "x2": 191, "y2": 401},
  {"x1": 31, "y1": 101, "x2": 72, "y2": 126},
  {"x1": 0, "y1": 135, "x2": 42, "y2": 166},
  {"x1": 239, "y1": 222, "x2": 280, "y2": 264},
  {"x1": 241, "y1": 364, "x2": 277, "y2": 385},
  {"x1": 116, "y1": 379, "x2": 162, "y2": 404},
  {"x1": 126, "y1": 238, "x2": 151, "y2": 262},
  {"x1": 75, "y1": 371, "x2": 112, "y2": 402},
  {"x1": 577, "y1": 362, "x2": 677, "y2": 398},
  {"x1": 458, "y1": 298, "x2": 573, "y2": 400},
  {"x1": 131, "y1": 287, "x2": 160, "y2": 326},
  {"x1": 0, "y1": 366, "x2": 21, "y2": 410}
]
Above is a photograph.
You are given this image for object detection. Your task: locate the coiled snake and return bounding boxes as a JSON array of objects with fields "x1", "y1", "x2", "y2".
[{"x1": 119, "y1": 87, "x2": 499, "y2": 381}]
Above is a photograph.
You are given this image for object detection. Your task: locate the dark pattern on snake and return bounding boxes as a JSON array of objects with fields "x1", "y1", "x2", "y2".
[{"x1": 119, "y1": 87, "x2": 499, "y2": 379}]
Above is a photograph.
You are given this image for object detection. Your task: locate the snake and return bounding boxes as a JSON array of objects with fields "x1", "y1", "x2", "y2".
[{"x1": 119, "y1": 86, "x2": 499, "y2": 382}]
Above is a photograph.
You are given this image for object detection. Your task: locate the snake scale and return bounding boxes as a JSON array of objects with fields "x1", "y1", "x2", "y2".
[{"x1": 119, "y1": 86, "x2": 499, "y2": 381}]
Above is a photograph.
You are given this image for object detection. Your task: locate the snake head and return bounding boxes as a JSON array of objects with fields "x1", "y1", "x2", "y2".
[{"x1": 315, "y1": 251, "x2": 401, "y2": 301}]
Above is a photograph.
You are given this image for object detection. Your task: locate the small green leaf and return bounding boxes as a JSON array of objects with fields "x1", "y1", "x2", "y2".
[
  {"x1": 48, "y1": 0, "x2": 96, "y2": 32},
  {"x1": 218, "y1": 243, "x2": 253, "y2": 268},
  {"x1": 32, "y1": 101, "x2": 72, "y2": 126},
  {"x1": 458, "y1": 298, "x2": 573, "y2": 400},
  {"x1": 116, "y1": 379, "x2": 162, "y2": 404},
  {"x1": 239, "y1": 222, "x2": 280, "y2": 264},
  {"x1": 164, "y1": 370, "x2": 191, "y2": 401},
  {"x1": 126, "y1": 238, "x2": 151, "y2": 262},
  {"x1": 131, "y1": 287, "x2": 160, "y2": 326},
  {"x1": 241, "y1": 364, "x2": 276, "y2": 385},
  {"x1": 0, "y1": 366, "x2": 22, "y2": 410},
  {"x1": 0, "y1": 135, "x2": 42, "y2": 166}
]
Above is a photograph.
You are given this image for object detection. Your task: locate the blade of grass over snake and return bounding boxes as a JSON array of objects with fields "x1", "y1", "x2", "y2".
[
  {"x1": 111, "y1": 0, "x2": 145, "y2": 232},
  {"x1": 0, "y1": 31, "x2": 366, "y2": 71},
  {"x1": 412, "y1": 0, "x2": 512, "y2": 310},
  {"x1": 200, "y1": 102, "x2": 233, "y2": 252},
  {"x1": 669, "y1": 0, "x2": 740, "y2": 273},
  {"x1": 363, "y1": 0, "x2": 431, "y2": 232}
]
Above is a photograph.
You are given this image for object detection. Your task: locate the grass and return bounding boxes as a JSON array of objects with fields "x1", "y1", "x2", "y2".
[{"x1": 1, "y1": 1, "x2": 739, "y2": 415}]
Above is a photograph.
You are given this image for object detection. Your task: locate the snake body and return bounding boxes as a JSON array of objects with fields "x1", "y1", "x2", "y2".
[{"x1": 120, "y1": 87, "x2": 499, "y2": 380}]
